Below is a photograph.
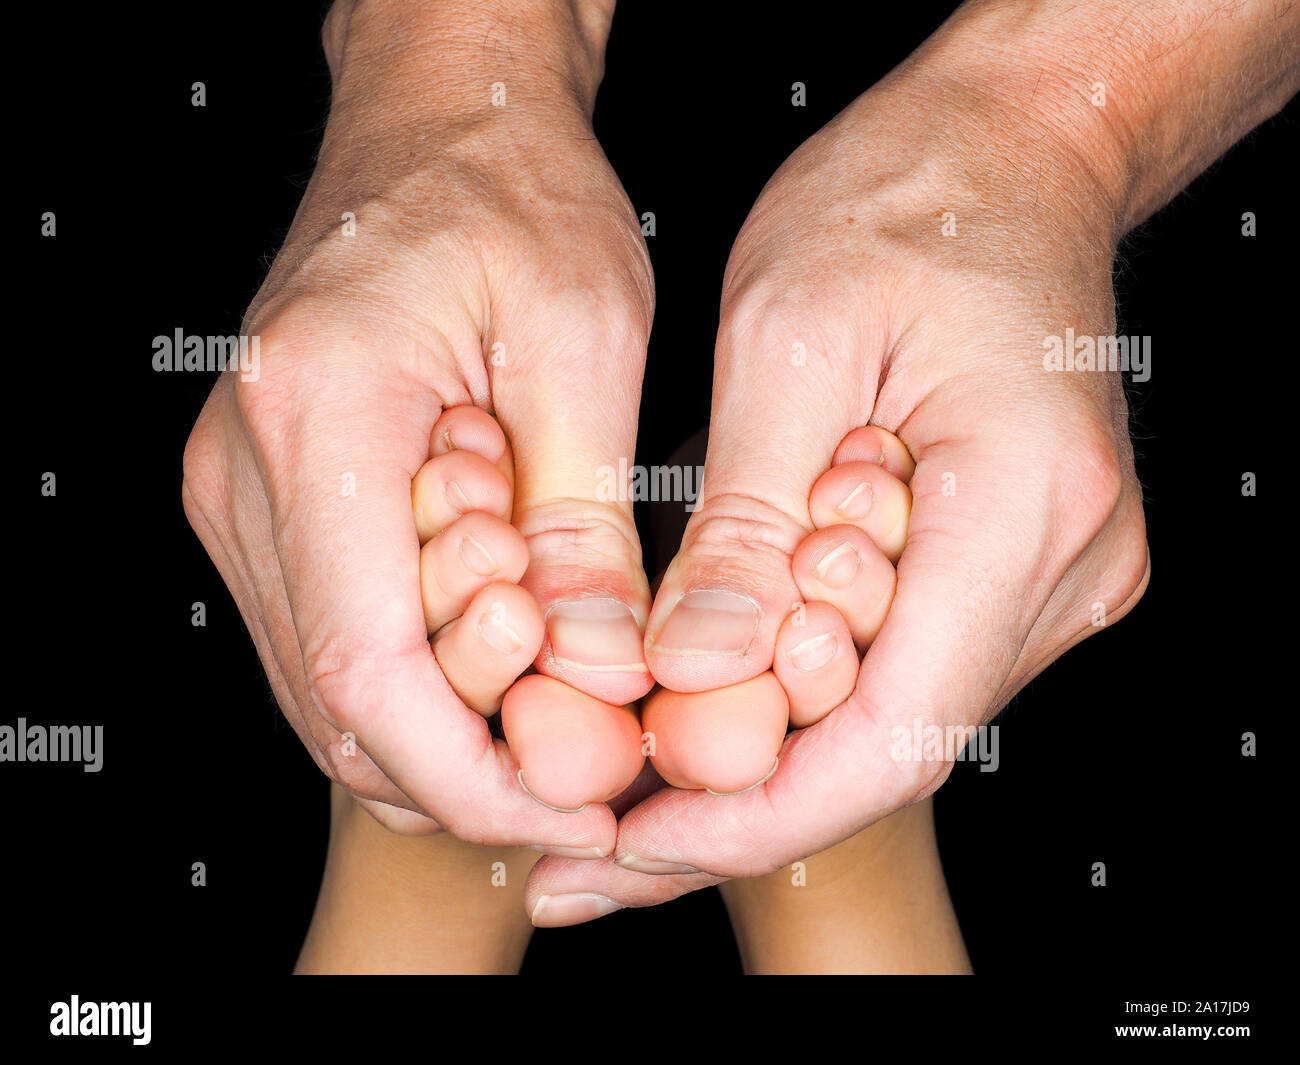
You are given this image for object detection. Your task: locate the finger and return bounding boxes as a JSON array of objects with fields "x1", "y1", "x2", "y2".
[
  {"x1": 644, "y1": 310, "x2": 866, "y2": 693},
  {"x1": 488, "y1": 294, "x2": 654, "y2": 706},
  {"x1": 524, "y1": 853, "x2": 725, "y2": 927},
  {"x1": 241, "y1": 349, "x2": 615, "y2": 852},
  {"x1": 614, "y1": 436, "x2": 1060, "y2": 878}
]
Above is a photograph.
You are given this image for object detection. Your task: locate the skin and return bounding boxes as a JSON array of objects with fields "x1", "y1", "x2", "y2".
[
  {"x1": 297, "y1": 785, "x2": 969, "y2": 974},
  {"x1": 183, "y1": 0, "x2": 1298, "y2": 925},
  {"x1": 182, "y1": 0, "x2": 653, "y2": 852},
  {"x1": 523, "y1": 0, "x2": 1299, "y2": 919}
]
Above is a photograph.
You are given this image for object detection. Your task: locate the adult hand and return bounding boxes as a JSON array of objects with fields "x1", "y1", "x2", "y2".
[
  {"x1": 183, "y1": 0, "x2": 653, "y2": 849},
  {"x1": 523, "y1": 0, "x2": 1297, "y2": 921}
]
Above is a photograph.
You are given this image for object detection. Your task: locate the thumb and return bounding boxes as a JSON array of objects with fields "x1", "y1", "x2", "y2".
[
  {"x1": 239, "y1": 329, "x2": 616, "y2": 853},
  {"x1": 614, "y1": 430, "x2": 1072, "y2": 875}
]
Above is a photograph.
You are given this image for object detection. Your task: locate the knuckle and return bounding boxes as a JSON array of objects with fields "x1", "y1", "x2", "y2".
[
  {"x1": 515, "y1": 501, "x2": 643, "y2": 571},
  {"x1": 1101, "y1": 517, "x2": 1151, "y2": 617},
  {"x1": 531, "y1": 281, "x2": 651, "y2": 362},
  {"x1": 180, "y1": 424, "x2": 224, "y2": 527},
  {"x1": 685, "y1": 494, "x2": 807, "y2": 561},
  {"x1": 1048, "y1": 418, "x2": 1128, "y2": 551},
  {"x1": 718, "y1": 274, "x2": 858, "y2": 360},
  {"x1": 303, "y1": 638, "x2": 386, "y2": 735},
  {"x1": 230, "y1": 328, "x2": 309, "y2": 446},
  {"x1": 325, "y1": 748, "x2": 380, "y2": 797},
  {"x1": 896, "y1": 748, "x2": 955, "y2": 807}
]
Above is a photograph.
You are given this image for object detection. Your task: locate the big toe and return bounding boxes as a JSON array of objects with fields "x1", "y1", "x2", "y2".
[{"x1": 502, "y1": 675, "x2": 645, "y2": 812}]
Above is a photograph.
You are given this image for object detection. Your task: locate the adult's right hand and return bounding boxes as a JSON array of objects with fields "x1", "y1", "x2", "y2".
[{"x1": 182, "y1": 0, "x2": 654, "y2": 851}]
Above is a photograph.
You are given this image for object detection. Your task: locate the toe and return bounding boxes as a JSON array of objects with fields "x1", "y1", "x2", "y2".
[
  {"x1": 429, "y1": 405, "x2": 514, "y2": 489},
  {"x1": 791, "y1": 526, "x2": 896, "y2": 651},
  {"x1": 831, "y1": 425, "x2": 916, "y2": 482},
  {"x1": 641, "y1": 672, "x2": 788, "y2": 794},
  {"x1": 419, "y1": 511, "x2": 530, "y2": 632},
  {"x1": 501, "y1": 674, "x2": 645, "y2": 812},
  {"x1": 411, "y1": 449, "x2": 513, "y2": 543},
  {"x1": 808, "y1": 461, "x2": 912, "y2": 562},
  {"x1": 432, "y1": 582, "x2": 544, "y2": 715},
  {"x1": 772, "y1": 601, "x2": 860, "y2": 728}
]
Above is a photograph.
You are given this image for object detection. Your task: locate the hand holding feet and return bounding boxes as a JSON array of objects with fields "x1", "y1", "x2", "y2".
[
  {"x1": 642, "y1": 426, "x2": 915, "y2": 795},
  {"x1": 411, "y1": 406, "x2": 646, "y2": 814}
]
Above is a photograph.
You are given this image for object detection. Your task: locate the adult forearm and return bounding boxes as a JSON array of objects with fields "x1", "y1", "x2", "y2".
[
  {"x1": 323, "y1": 0, "x2": 615, "y2": 118},
  {"x1": 905, "y1": 0, "x2": 1299, "y2": 236}
]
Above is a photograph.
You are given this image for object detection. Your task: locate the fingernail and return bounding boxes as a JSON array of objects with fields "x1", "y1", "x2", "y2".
[
  {"x1": 478, "y1": 604, "x2": 524, "y2": 654},
  {"x1": 441, "y1": 429, "x2": 457, "y2": 451},
  {"x1": 547, "y1": 598, "x2": 648, "y2": 672},
  {"x1": 531, "y1": 893, "x2": 623, "y2": 927},
  {"x1": 460, "y1": 534, "x2": 498, "y2": 576},
  {"x1": 614, "y1": 855, "x2": 699, "y2": 875},
  {"x1": 444, "y1": 479, "x2": 472, "y2": 514},
  {"x1": 812, "y1": 542, "x2": 860, "y2": 589},
  {"x1": 526, "y1": 845, "x2": 609, "y2": 860},
  {"x1": 785, "y1": 631, "x2": 837, "y2": 672},
  {"x1": 835, "y1": 481, "x2": 873, "y2": 519},
  {"x1": 650, "y1": 589, "x2": 760, "y2": 656}
]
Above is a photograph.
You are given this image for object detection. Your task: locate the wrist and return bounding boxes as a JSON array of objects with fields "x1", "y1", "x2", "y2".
[
  {"x1": 873, "y1": 12, "x2": 1133, "y2": 250},
  {"x1": 325, "y1": 0, "x2": 612, "y2": 132},
  {"x1": 902, "y1": 0, "x2": 1300, "y2": 235}
]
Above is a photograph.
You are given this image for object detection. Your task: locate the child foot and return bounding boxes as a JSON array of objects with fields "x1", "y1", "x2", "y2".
[
  {"x1": 412, "y1": 405, "x2": 645, "y2": 811},
  {"x1": 642, "y1": 426, "x2": 914, "y2": 794}
]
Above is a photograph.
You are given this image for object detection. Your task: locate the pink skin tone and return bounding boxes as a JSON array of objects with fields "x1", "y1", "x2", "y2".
[
  {"x1": 411, "y1": 406, "x2": 646, "y2": 813},
  {"x1": 413, "y1": 409, "x2": 915, "y2": 811},
  {"x1": 643, "y1": 425, "x2": 915, "y2": 795}
]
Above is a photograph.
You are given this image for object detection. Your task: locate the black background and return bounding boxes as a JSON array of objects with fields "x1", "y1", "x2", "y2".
[{"x1": 9, "y1": 0, "x2": 1290, "y2": 1044}]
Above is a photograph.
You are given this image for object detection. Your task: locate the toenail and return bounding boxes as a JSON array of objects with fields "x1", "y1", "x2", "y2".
[
  {"x1": 460, "y1": 534, "x2": 498, "y2": 576},
  {"x1": 531, "y1": 893, "x2": 623, "y2": 927},
  {"x1": 442, "y1": 429, "x2": 457, "y2": 451},
  {"x1": 835, "y1": 480, "x2": 873, "y2": 519},
  {"x1": 526, "y1": 845, "x2": 609, "y2": 860},
  {"x1": 547, "y1": 598, "x2": 649, "y2": 672},
  {"x1": 614, "y1": 855, "x2": 700, "y2": 875},
  {"x1": 812, "y1": 542, "x2": 861, "y2": 589},
  {"x1": 706, "y1": 756, "x2": 780, "y2": 796},
  {"x1": 785, "y1": 631, "x2": 838, "y2": 673},
  {"x1": 650, "y1": 589, "x2": 760, "y2": 656},
  {"x1": 478, "y1": 604, "x2": 524, "y2": 654},
  {"x1": 518, "y1": 770, "x2": 588, "y2": 813},
  {"x1": 444, "y1": 479, "x2": 472, "y2": 514}
]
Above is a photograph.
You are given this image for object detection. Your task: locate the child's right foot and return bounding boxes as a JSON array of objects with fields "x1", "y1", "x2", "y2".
[
  {"x1": 411, "y1": 406, "x2": 646, "y2": 814},
  {"x1": 642, "y1": 426, "x2": 915, "y2": 794}
]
